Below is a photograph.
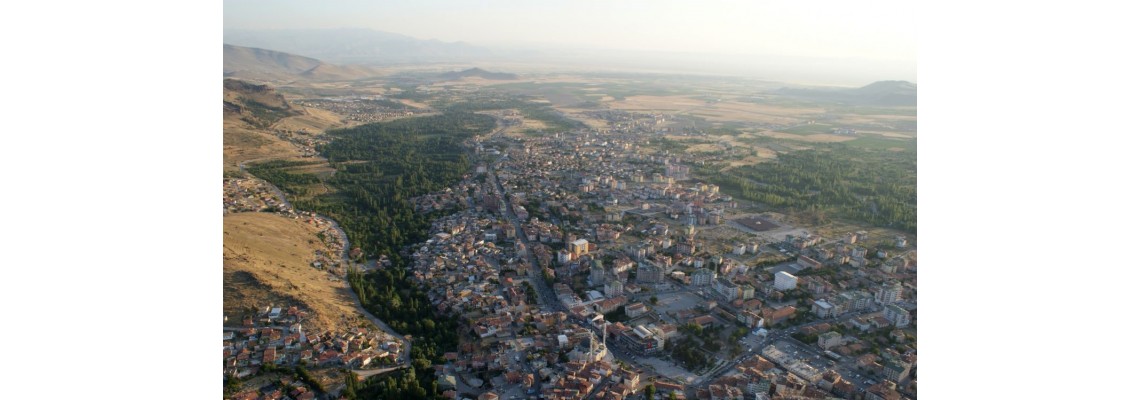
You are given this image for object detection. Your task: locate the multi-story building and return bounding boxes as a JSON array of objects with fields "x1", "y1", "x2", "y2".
[
  {"x1": 589, "y1": 261, "x2": 605, "y2": 285},
  {"x1": 882, "y1": 357, "x2": 913, "y2": 383},
  {"x1": 570, "y1": 239, "x2": 590, "y2": 257},
  {"x1": 604, "y1": 280, "x2": 623, "y2": 298},
  {"x1": 619, "y1": 325, "x2": 665, "y2": 354},
  {"x1": 876, "y1": 280, "x2": 903, "y2": 305},
  {"x1": 774, "y1": 271, "x2": 798, "y2": 291},
  {"x1": 733, "y1": 243, "x2": 747, "y2": 255},
  {"x1": 817, "y1": 331, "x2": 842, "y2": 350},
  {"x1": 884, "y1": 304, "x2": 911, "y2": 328},
  {"x1": 812, "y1": 299, "x2": 836, "y2": 318},
  {"x1": 740, "y1": 284, "x2": 756, "y2": 300},
  {"x1": 690, "y1": 268, "x2": 714, "y2": 287},
  {"x1": 714, "y1": 277, "x2": 740, "y2": 300},
  {"x1": 636, "y1": 261, "x2": 664, "y2": 284},
  {"x1": 558, "y1": 249, "x2": 573, "y2": 265},
  {"x1": 852, "y1": 291, "x2": 874, "y2": 311}
]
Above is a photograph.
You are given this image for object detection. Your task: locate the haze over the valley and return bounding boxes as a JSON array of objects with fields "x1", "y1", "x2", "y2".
[{"x1": 224, "y1": 0, "x2": 916, "y2": 86}]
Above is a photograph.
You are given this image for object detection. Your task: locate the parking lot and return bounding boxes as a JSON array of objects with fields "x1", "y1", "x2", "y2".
[{"x1": 652, "y1": 290, "x2": 709, "y2": 321}]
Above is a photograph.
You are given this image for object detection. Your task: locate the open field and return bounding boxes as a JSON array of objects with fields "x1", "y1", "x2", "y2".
[
  {"x1": 845, "y1": 134, "x2": 918, "y2": 151},
  {"x1": 270, "y1": 106, "x2": 345, "y2": 133},
  {"x1": 608, "y1": 95, "x2": 825, "y2": 125},
  {"x1": 751, "y1": 130, "x2": 857, "y2": 143},
  {"x1": 503, "y1": 116, "x2": 550, "y2": 137},
  {"x1": 223, "y1": 212, "x2": 365, "y2": 334},
  {"x1": 223, "y1": 124, "x2": 302, "y2": 174}
]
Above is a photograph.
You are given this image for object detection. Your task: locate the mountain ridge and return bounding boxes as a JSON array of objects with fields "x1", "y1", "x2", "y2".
[
  {"x1": 224, "y1": 28, "x2": 494, "y2": 64},
  {"x1": 776, "y1": 80, "x2": 916, "y2": 106}
]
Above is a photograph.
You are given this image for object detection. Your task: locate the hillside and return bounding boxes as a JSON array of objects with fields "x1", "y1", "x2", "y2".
[
  {"x1": 223, "y1": 80, "x2": 304, "y2": 173},
  {"x1": 776, "y1": 80, "x2": 917, "y2": 106},
  {"x1": 848, "y1": 80, "x2": 917, "y2": 106},
  {"x1": 223, "y1": 213, "x2": 363, "y2": 334},
  {"x1": 224, "y1": 44, "x2": 383, "y2": 82},
  {"x1": 224, "y1": 44, "x2": 323, "y2": 79},
  {"x1": 438, "y1": 67, "x2": 518, "y2": 81}
]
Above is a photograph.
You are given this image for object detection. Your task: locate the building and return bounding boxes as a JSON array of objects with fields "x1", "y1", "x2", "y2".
[
  {"x1": 876, "y1": 281, "x2": 903, "y2": 305},
  {"x1": 740, "y1": 284, "x2": 756, "y2": 300},
  {"x1": 882, "y1": 358, "x2": 913, "y2": 383},
  {"x1": 733, "y1": 243, "x2": 747, "y2": 255},
  {"x1": 636, "y1": 261, "x2": 664, "y2": 284},
  {"x1": 570, "y1": 239, "x2": 590, "y2": 257},
  {"x1": 714, "y1": 277, "x2": 740, "y2": 300},
  {"x1": 625, "y1": 303, "x2": 649, "y2": 318},
  {"x1": 797, "y1": 256, "x2": 822, "y2": 270},
  {"x1": 558, "y1": 249, "x2": 573, "y2": 265},
  {"x1": 817, "y1": 331, "x2": 842, "y2": 350},
  {"x1": 774, "y1": 271, "x2": 798, "y2": 291},
  {"x1": 619, "y1": 325, "x2": 665, "y2": 354},
  {"x1": 589, "y1": 261, "x2": 605, "y2": 285},
  {"x1": 762, "y1": 306, "x2": 796, "y2": 326},
  {"x1": 812, "y1": 299, "x2": 836, "y2": 318},
  {"x1": 604, "y1": 280, "x2": 623, "y2": 298},
  {"x1": 883, "y1": 304, "x2": 911, "y2": 328},
  {"x1": 894, "y1": 235, "x2": 908, "y2": 248},
  {"x1": 691, "y1": 268, "x2": 714, "y2": 287}
]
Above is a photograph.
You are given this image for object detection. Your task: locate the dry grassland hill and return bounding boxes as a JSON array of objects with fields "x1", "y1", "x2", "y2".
[
  {"x1": 223, "y1": 79, "x2": 303, "y2": 173},
  {"x1": 223, "y1": 212, "x2": 366, "y2": 333},
  {"x1": 224, "y1": 44, "x2": 323, "y2": 81},
  {"x1": 224, "y1": 44, "x2": 384, "y2": 82}
]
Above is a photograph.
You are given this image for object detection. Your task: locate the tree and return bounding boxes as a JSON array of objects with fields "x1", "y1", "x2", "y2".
[
  {"x1": 650, "y1": 296, "x2": 659, "y2": 305},
  {"x1": 644, "y1": 384, "x2": 656, "y2": 399}
]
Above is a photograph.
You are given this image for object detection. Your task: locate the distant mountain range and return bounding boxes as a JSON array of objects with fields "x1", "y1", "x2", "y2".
[
  {"x1": 224, "y1": 28, "x2": 494, "y2": 64},
  {"x1": 438, "y1": 67, "x2": 518, "y2": 81},
  {"x1": 777, "y1": 80, "x2": 917, "y2": 106},
  {"x1": 224, "y1": 44, "x2": 387, "y2": 82}
]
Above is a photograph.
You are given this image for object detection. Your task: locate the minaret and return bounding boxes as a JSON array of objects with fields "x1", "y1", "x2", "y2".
[
  {"x1": 590, "y1": 330, "x2": 596, "y2": 361},
  {"x1": 601, "y1": 321, "x2": 607, "y2": 359}
]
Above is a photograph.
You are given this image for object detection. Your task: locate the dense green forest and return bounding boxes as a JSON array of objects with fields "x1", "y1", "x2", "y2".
[{"x1": 698, "y1": 144, "x2": 917, "y2": 232}]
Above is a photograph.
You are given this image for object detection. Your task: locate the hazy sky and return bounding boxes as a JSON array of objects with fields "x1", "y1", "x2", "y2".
[{"x1": 224, "y1": 0, "x2": 916, "y2": 83}]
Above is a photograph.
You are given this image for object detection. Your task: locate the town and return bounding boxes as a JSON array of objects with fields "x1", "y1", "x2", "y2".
[{"x1": 364, "y1": 107, "x2": 919, "y2": 400}]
